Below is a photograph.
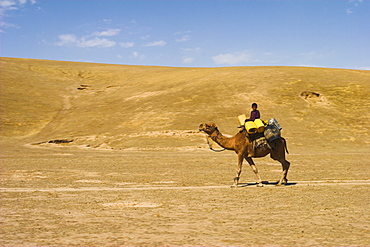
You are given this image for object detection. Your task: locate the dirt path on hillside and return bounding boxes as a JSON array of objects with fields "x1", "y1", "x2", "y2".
[{"x1": 1, "y1": 146, "x2": 370, "y2": 246}]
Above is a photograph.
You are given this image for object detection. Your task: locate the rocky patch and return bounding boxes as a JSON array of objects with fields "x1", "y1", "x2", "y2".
[{"x1": 300, "y1": 91, "x2": 330, "y2": 106}]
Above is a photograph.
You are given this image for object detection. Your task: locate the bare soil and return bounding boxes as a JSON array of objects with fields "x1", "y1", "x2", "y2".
[
  {"x1": 1, "y1": 142, "x2": 369, "y2": 246},
  {"x1": 1, "y1": 58, "x2": 370, "y2": 246}
]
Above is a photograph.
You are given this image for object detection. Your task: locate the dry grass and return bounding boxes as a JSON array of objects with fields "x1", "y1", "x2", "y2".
[{"x1": 1, "y1": 57, "x2": 369, "y2": 154}]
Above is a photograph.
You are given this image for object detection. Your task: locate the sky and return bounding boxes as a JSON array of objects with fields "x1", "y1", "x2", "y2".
[{"x1": 1, "y1": 0, "x2": 369, "y2": 69}]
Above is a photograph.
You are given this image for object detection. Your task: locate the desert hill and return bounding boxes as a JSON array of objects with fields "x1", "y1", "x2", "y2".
[{"x1": 1, "y1": 57, "x2": 369, "y2": 153}]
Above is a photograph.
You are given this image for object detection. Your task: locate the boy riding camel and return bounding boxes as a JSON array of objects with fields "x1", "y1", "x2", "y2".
[
  {"x1": 244, "y1": 103, "x2": 261, "y2": 157},
  {"x1": 246, "y1": 103, "x2": 260, "y2": 122}
]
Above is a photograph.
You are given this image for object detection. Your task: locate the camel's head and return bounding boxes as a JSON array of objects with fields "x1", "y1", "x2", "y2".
[{"x1": 199, "y1": 123, "x2": 218, "y2": 135}]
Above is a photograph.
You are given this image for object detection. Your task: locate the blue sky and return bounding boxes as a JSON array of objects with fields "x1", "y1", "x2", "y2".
[{"x1": 1, "y1": 0, "x2": 369, "y2": 69}]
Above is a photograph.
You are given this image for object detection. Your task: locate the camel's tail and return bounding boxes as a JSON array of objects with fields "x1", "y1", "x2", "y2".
[{"x1": 281, "y1": 137, "x2": 289, "y2": 154}]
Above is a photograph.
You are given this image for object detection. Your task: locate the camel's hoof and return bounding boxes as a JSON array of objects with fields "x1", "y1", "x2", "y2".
[
  {"x1": 230, "y1": 184, "x2": 238, "y2": 188},
  {"x1": 256, "y1": 183, "x2": 264, "y2": 187}
]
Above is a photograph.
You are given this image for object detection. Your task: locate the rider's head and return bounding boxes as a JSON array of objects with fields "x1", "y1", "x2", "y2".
[{"x1": 251, "y1": 103, "x2": 258, "y2": 110}]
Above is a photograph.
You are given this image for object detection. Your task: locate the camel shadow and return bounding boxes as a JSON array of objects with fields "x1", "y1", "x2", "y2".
[{"x1": 238, "y1": 181, "x2": 297, "y2": 187}]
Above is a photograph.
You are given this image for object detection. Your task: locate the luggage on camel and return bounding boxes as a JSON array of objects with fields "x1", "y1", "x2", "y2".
[
  {"x1": 245, "y1": 119, "x2": 265, "y2": 134},
  {"x1": 237, "y1": 114, "x2": 247, "y2": 126},
  {"x1": 264, "y1": 118, "x2": 282, "y2": 143},
  {"x1": 268, "y1": 118, "x2": 282, "y2": 130},
  {"x1": 254, "y1": 119, "x2": 265, "y2": 133},
  {"x1": 237, "y1": 115, "x2": 283, "y2": 156},
  {"x1": 237, "y1": 114, "x2": 265, "y2": 134},
  {"x1": 245, "y1": 121, "x2": 258, "y2": 134}
]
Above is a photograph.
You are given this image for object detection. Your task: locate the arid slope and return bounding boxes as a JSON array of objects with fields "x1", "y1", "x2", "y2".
[{"x1": 1, "y1": 57, "x2": 369, "y2": 153}]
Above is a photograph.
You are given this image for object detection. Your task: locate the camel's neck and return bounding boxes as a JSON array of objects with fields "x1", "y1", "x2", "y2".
[{"x1": 210, "y1": 130, "x2": 235, "y2": 150}]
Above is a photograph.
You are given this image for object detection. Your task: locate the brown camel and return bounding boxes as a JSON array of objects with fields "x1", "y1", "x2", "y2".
[{"x1": 199, "y1": 123, "x2": 290, "y2": 187}]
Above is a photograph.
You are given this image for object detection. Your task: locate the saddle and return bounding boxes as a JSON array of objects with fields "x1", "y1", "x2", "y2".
[
  {"x1": 239, "y1": 117, "x2": 283, "y2": 154},
  {"x1": 248, "y1": 132, "x2": 271, "y2": 152}
]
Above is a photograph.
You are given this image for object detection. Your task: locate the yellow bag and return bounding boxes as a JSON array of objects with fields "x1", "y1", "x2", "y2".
[
  {"x1": 237, "y1": 114, "x2": 247, "y2": 126},
  {"x1": 254, "y1": 119, "x2": 265, "y2": 133},
  {"x1": 245, "y1": 121, "x2": 257, "y2": 134}
]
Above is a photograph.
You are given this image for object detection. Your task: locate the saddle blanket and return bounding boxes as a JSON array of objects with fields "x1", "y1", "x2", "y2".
[{"x1": 253, "y1": 136, "x2": 271, "y2": 152}]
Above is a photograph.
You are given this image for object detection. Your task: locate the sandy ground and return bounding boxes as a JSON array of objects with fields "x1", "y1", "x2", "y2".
[
  {"x1": 1, "y1": 143, "x2": 370, "y2": 246},
  {"x1": 2, "y1": 58, "x2": 370, "y2": 246}
]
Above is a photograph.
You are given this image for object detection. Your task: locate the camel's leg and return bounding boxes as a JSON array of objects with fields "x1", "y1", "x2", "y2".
[
  {"x1": 276, "y1": 160, "x2": 290, "y2": 186},
  {"x1": 245, "y1": 157, "x2": 263, "y2": 187},
  {"x1": 231, "y1": 153, "x2": 244, "y2": 188},
  {"x1": 270, "y1": 139, "x2": 290, "y2": 186}
]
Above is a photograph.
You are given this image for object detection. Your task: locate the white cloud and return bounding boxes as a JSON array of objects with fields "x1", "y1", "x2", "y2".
[
  {"x1": 0, "y1": 0, "x2": 19, "y2": 9},
  {"x1": 143, "y1": 40, "x2": 167, "y2": 47},
  {"x1": 182, "y1": 57, "x2": 194, "y2": 64},
  {"x1": 78, "y1": 37, "x2": 116, "y2": 48},
  {"x1": 132, "y1": 51, "x2": 145, "y2": 60},
  {"x1": 92, "y1": 28, "x2": 121, "y2": 37},
  {"x1": 0, "y1": 0, "x2": 35, "y2": 12},
  {"x1": 181, "y1": 47, "x2": 201, "y2": 52},
  {"x1": 102, "y1": 19, "x2": 112, "y2": 24},
  {"x1": 0, "y1": 20, "x2": 20, "y2": 31},
  {"x1": 176, "y1": 35, "x2": 190, "y2": 42},
  {"x1": 0, "y1": 0, "x2": 37, "y2": 30},
  {"x1": 55, "y1": 28, "x2": 122, "y2": 48},
  {"x1": 347, "y1": 0, "x2": 364, "y2": 14},
  {"x1": 346, "y1": 8, "x2": 354, "y2": 14},
  {"x1": 119, "y1": 42, "x2": 135, "y2": 48},
  {"x1": 180, "y1": 47, "x2": 201, "y2": 64},
  {"x1": 174, "y1": 30, "x2": 191, "y2": 35},
  {"x1": 212, "y1": 51, "x2": 254, "y2": 65},
  {"x1": 56, "y1": 34, "x2": 78, "y2": 46},
  {"x1": 56, "y1": 33, "x2": 116, "y2": 48}
]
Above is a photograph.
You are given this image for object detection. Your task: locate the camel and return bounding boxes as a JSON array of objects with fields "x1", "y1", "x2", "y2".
[{"x1": 199, "y1": 123, "x2": 290, "y2": 187}]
